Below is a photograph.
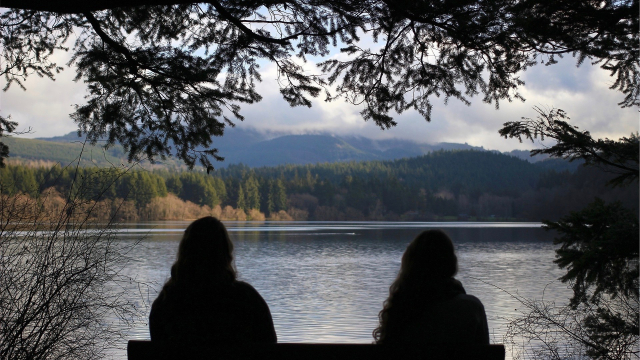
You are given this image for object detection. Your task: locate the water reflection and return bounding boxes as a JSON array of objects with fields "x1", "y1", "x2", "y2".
[{"x1": 98, "y1": 220, "x2": 544, "y2": 235}]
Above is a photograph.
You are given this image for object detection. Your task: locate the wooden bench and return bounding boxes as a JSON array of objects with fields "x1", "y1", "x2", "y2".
[{"x1": 127, "y1": 340, "x2": 505, "y2": 360}]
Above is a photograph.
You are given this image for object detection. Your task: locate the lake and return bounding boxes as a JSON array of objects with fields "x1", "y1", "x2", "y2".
[{"x1": 113, "y1": 221, "x2": 570, "y2": 357}]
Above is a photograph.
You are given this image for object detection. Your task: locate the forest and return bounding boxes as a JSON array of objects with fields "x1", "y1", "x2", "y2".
[{"x1": 1, "y1": 150, "x2": 636, "y2": 222}]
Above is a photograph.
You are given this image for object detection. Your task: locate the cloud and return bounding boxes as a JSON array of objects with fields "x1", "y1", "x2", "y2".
[
  {"x1": 239, "y1": 56, "x2": 637, "y2": 151},
  {"x1": 2, "y1": 46, "x2": 636, "y2": 153},
  {"x1": 1, "y1": 50, "x2": 85, "y2": 138}
]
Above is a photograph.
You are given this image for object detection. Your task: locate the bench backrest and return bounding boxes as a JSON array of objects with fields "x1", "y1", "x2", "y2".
[{"x1": 127, "y1": 340, "x2": 506, "y2": 360}]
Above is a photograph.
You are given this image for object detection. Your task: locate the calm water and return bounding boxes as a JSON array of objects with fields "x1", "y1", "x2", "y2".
[{"x1": 113, "y1": 221, "x2": 570, "y2": 357}]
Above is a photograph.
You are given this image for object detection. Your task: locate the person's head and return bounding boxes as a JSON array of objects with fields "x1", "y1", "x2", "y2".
[
  {"x1": 398, "y1": 229, "x2": 458, "y2": 282},
  {"x1": 169, "y1": 216, "x2": 236, "y2": 286}
]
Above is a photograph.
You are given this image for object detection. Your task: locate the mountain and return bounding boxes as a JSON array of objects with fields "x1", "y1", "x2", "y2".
[
  {"x1": 26, "y1": 127, "x2": 560, "y2": 168},
  {"x1": 33, "y1": 132, "x2": 89, "y2": 143},
  {"x1": 202, "y1": 128, "x2": 488, "y2": 167},
  {"x1": 2, "y1": 136, "x2": 124, "y2": 166},
  {"x1": 506, "y1": 149, "x2": 548, "y2": 162},
  {"x1": 505, "y1": 149, "x2": 584, "y2": 172}
]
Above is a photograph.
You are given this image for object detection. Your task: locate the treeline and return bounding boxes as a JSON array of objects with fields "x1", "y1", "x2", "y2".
[
  {"x1": 0, "y1": 164, "x2": 289, "y2": 221},
  {"x1": 1, "y1": 150, "x2": 636, "y2": 221},
  {"x1": 216, "y1": 150, "x2": 542, "y2": 197}
]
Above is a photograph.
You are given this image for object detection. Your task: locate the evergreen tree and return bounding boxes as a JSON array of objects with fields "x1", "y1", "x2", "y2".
[
  {"x1": 1, "y1": 1, "x2": 637, "y2": 171},
  {"x1": 165, "y1": 175, "x2": 182, "y2": 195},
  {"x1": 12, "y1": 167, "x2": 37, "y2": 196},
  {"x1": 179, "y1": 172, "x2": 216, "y2": 206},
  {"x1": 237, "y1": 185, "x2": 246, "y2": 211},
  {"x1": 202, "y1": 180, "x2": 219, "y2": 208},
  {"x1": 213, "y1": 177, "x2": 226, "y2": 204},
  {"x1": 501, "y1": 109, "x2": 639, "y2": 359},
  {"x1": 541, "y1": 200, "x2": 639, "y2": 359},
  {"x1": 266, "y1": 184, "x2": 275, "y2": 215},
  {"x1": 244, "y1": 176, "x2": 260, "y2": 210},
  {"x1": 0, "y1": 166, "x2": 16, "y2": 195},
  {"x1": 133, "y1": 171, "x2": 158, "y2": 207},
  {"x1": 274, "y1": 179, "x2": 288, "y2": 212},
  {"x1": 260, "y1": 179, "x2": 274, "y2": 215},
  {"x1": 115, "y1": 172, "x2": 134, "y2": 200},
  {"x1": 155, "y1": 176, "x2": 168, "y2": 197}
]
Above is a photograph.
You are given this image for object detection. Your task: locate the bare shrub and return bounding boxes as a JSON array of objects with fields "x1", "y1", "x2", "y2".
[
  {"x1": 313, "y1": 205, "x2": 344, "y2": 221},
  {"x1": 210, "y1": 204, "x2": 222, "y2": 218},
  {"x1": 288, "y1": 193, "x2": 318, "y2": 213},
  {"x1": 221, "y1": 205, "x2": 247, "y2": 221},
  {"x1": 503, "y1": 289, "x2": 639, "y2": 360},
  {"x1": 142, "y1": 193, "x2": 214, "y2": 220},
  {"x1": 269, "y1": 210, "x2": 294, "y2": 221},
  {"x1": 247, "y1": 208, "x2": 265, "y2": 221},
  {"x1": 344, "y1": 207, "x2": 365, "y2": 220},
  {"x1": 0, "y1": 166, "x2": 146, "y2": 360},
  {"x1": 286, "y1": 207, "x2": 308, "y2": 221},
  {"x1": 112, "y1": 198, "x2": 140, "y2": 221}
]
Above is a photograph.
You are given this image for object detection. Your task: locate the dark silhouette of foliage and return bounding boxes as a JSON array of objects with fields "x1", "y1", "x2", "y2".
[
  {"x1": 0, "y1": 116, "x2": 17, "y2": 167},
  {"x1": 501, "y1": 108, "x2": 639, "y2": 359},
  {"x1": 505, "y1": 199, "x2": 639, "y2": 360},
  {"x1": 545, "y1": 199, "x2": 639, "y2": 359},
  {"x1": 546, "y1": 199, "x2": 638, "y2": 307},
  {"x1": 1, "y1": 0, "x2": 637, "y2": 169},
  {"x1": 500, "y1": 107, "x2": 639, "y2": 186}
]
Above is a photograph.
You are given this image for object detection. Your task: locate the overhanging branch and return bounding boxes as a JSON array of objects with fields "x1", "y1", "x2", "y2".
[
  {"x1": 1, "y1": 0, "x2": 196, "y2": 13},
  {"x1": 208, "y1": 0, "x2": 290, "y2": 45}
]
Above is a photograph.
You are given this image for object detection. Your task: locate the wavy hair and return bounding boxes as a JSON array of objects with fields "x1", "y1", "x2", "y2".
[
  {"x1": 373, "y1": 229, "x2": 458, "y2": 343},
  {"x1": 159, "y1": 217, "x2": 237, "y2": 298}
]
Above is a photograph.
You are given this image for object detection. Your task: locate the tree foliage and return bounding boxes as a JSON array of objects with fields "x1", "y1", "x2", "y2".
[
  {"x1": 0, "y1": 116, "x2": 17, "y2": 167},
  {"x1": 1, "y1": 0, "x2": 637, "y2": 169},
  {"x1": 500, "y1": 107, "x2": 639, "y2": 359},
  {"x1": 4, "y1": 148, "x2": 637, "y2": 220},
  {"x1": 506, "y1": 199, "x2": 639, "y2": 360},
  {"x1": 500, "y1": 107, "x2": 639, "y2": 186},
  {"x1": 546, "y1": 199, "x2": 638, "y2": 307}
]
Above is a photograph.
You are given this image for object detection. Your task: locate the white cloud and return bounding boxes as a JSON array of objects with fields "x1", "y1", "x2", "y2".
[
  {"x1": 2, "y1": 45, "x2": 637, "y2": 153},
  {"x1": 239, "y1": 56, "x2": 637, "y2": 151},
  {"x1": 1, "y1": 50, "x2": 85, "y2": 138}
]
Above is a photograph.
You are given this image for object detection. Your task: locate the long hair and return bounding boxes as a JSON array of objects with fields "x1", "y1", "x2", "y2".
[
  {"x1": 159, "y1": 216, "x2": 237, "y2": 297},
  {"x1": 373, "y1": 230, "x2": 458, "y2": 343}
]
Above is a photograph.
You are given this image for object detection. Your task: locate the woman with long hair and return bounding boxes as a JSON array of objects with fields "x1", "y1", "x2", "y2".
[
  {"x1": 149, "y1": 216, "x2": 277, "y2": 346},
  {"x1": 373, "y1": 230, "x2": 489, "y2": 345}
]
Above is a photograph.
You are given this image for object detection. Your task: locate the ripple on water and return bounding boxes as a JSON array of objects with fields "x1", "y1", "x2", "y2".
[{"x1": 110, "y1": 222, "x2": 566, "y2": 359}]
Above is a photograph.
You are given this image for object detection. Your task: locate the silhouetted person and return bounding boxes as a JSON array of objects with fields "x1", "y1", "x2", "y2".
[
  {"x1": 373, "y1": 230, "x2": 489, "y2": 345},
  {"x1": 149, "y1": 217, "x2": 277, "y2": 350}
]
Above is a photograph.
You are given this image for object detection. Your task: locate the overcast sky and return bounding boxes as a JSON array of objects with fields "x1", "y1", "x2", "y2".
[{"x1": 1, "y1": 46, "x2": 637, "y2": 152}]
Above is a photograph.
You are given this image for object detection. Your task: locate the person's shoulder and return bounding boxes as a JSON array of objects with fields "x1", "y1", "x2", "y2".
[
  {"x1": 150, "y1": 288, "x2": 168, "y2": 312},
  {"x1": 452, "y1": 293, "x2": 486, "y2": 310},
  {"x1": 231, "y1": 281, "x2": 271, "y2": 307},
  {"x1": 233, "y1": 280, "x2": 257, "y2": 290},
  {"x1": 232, "y1": 281, "x2": 263, "y2": 297}
]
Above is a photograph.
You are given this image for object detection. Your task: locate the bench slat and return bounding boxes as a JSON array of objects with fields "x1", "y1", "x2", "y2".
[{"x1": 128, "y1": 340, "x2": 505, "y2": 360}]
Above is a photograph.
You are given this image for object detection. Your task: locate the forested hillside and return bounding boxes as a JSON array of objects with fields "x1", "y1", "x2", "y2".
[
  {"x1": 219, "y1": 151, "x2": 541, "y2": 196},
  {"x1": 1, "y1": 150, "x2": 635, "y2": 222},
  {"x1": 1, "y1": 136, "x2": 125, "y2": 167},
  {"x1": 30, "y1": 129, "x2": 548, "y2": 168}
]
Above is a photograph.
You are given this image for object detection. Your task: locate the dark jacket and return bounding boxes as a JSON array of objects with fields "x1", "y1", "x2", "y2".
[
  {"x1": 149, "y1": 280, "x2": 277, "y2": 347},
  {"x1": 383, "y1": 279, "x2": 489, "y2": 345},
  {"x1": 403, "y1": 292, "x2": 490, "y2": 345}
]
